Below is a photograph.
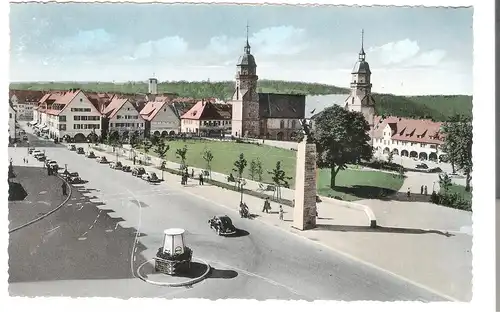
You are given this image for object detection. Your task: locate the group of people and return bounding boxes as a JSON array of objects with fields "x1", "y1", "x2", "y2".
[
  {"x1": 262, "y1": 198, "x2": 284, "y2": 221},
  {"x1": 180, "y1": 167, "x2": 205, "y2": 185}
]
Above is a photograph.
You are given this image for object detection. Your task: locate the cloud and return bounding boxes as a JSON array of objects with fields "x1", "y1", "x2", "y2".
[
  {"x1": 367, "y1": 39, "x2": 447, "y2": 69},
  {"x1": 53, "y1": 29, "x2": 114, "y2": 54},
  {"x1": 132, "y1": 36, "x2": 189, "y2": 59}
]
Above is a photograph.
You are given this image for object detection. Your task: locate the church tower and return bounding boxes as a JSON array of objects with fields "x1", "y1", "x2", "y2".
[
  {"x1": 231, "y1": 23, "x2": 260, "y2": 138},
  {"x1": 345, "y1": 29, "x2": 376, "y2": 129}
]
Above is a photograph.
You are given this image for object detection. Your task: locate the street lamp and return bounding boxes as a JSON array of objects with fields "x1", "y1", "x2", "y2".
[
  {"x1": 432, "y1": 182, "x2": 436, "y2": 192},
  {"x1": 238, "y1": 178, "x2": 247, "y2": 204}
]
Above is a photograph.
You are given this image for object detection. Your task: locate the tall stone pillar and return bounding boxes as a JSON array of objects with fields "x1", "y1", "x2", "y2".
[{"x1": 293, "y1": 136, "x2": 317, "y2": 230}]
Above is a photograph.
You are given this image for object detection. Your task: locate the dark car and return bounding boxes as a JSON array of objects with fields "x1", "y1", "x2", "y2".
[
  {"x1": 416, "y1": 163, "x2": 429, "y2": 169},
  {"x1": 28, "y1": 148, "x2": 35, "y2": 154},
  {"x1": 69, "y1": 144, "x2": 77, "y2": 151},
  {"x1": 87, "y1": 151, "x2": 96, "y2": 158},
  {"x1": 121, "y1": 165, "x2": 132, "y2": 172},
  {"x1": 77, "y1": 147, "x2": 85, "y2": 154},
  {"x1": 132, "y1": 167, "x2": 146, "y2": 177},
  {"x1": 208, "y1": 215, "x2": 237, "y2": 236}
]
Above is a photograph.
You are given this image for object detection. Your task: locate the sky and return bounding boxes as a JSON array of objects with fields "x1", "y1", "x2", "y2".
[{"x1": 9, "y1": 3, "x2": 473, "y2": 95}]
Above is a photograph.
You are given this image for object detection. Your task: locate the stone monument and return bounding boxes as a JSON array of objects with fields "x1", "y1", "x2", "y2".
[{"x1": 293, "y1": 119, "x2": 317, "y2": 230}]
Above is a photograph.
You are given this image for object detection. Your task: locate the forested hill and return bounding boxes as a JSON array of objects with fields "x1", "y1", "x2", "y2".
[{"x1": 10, "y1": 80, "x2": 472, "y2": 121}]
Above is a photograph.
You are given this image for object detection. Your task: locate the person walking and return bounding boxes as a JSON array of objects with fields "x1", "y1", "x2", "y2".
[
  {"x1": 61, "y1": 181, "x2": 67, "y2": 196},
  {"x1": 191, "y1": 169, "x2": 195, "y2": 178},
  {"x1": 199, "y1": 172, "x2": 204, "y2": 185},
  {"x1": 279, "y1": 205, "x2": 284, "y2": 221},
  {"x1": 420, "y1": 185, "x2": 424, "y2": 195},
  {"x1": 133, "y1": 156, "x2": 136, "y2": 165},
  {"x1": 262, "y1": 198, "x2": 271, "y2": 213},
  {"x1": 424, "y1": 185, "x2": 428, "y2": 195},
  {"x1": 407, "y1": 187, "x2": 411, "y2": 199}
]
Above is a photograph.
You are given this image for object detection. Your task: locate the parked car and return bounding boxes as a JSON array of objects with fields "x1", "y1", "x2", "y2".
[
  {"x1": 28, "y1": 148, "x2": 35, "y2": 154},
  {"x1": 98, "y1": 156, "x2": 108, "y2": 164},
  {"x1": 77, "y1": 147, "x2": 85, "y2": 154},
  {"x1": 68, "y1": 144, "x2": 76, "y2": 151},
  {"x1": 121, "y1": 165, "x2": 132, "y2": 172},
  {"x1": 142, "y1": 172, "x2": 160, "y2": 183},
  {"x1": 48, "y1": 160, "x2": 59, "y2": 170},
  {"x1": 109, "y1": 161, "x2": 123, "y2": 170},
  {"x1": 35, "y1": 154, "x2": 46, "y2": 161},
  {"x1": 208, "y1": 215, "x2": 237, "y2": 236},
  {"x1": 132, "y1": 167, "x2": 146, "y2": 177},
  {"x1": 65, "y1": 172, "x2": 81, "y2": 183},
  {"x1": 87, "y1": 151, "x2": 96, "y2": 159},
  {"x1": 416, "y1": 163, "x2": 429, "y2": 169},
  {"x1": 22, "y1": 135, "x2": 28, "y2": 141}
]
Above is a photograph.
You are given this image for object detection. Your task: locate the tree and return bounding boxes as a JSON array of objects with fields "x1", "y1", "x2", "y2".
[
  {"x1": 438, "y1": 172, "x2": 452, "y2": 192},
  {"x1": 120, "y1": 131, "x2": 129, "y2": 144},
  {"x1": 314, "y1": 105, "x2": 372, "y2": 188},
  {"x1": 142, "y1": 140, "x2": 153, "y2": 165},
  {"x1": 175, "y1": 145, "x2": 188, "y2": 171},
  {"x1": 154, "y1": 140, "x2": 170, "y2": 180},
  {"x1": 255, "y1": 158, "x2": 263, "y2": 182},
  {"x1": 150, "y1": 135, "x2": 160, "y2": 146},
  {"x1": 442, "y1": 115, "x2": 473, "y2": 191},
  {"x1": 249, "y1": 159, "x2": 258, "y2": 181},
  {"x1": 268, "y1": 161, "x2": 292, "y2": 200},
  {"x1": 202, "y1": 149, "x2": 214, "y2": 179},
  {"x1": 233, "y1": 153, "x2": 248, "y2": 203}
]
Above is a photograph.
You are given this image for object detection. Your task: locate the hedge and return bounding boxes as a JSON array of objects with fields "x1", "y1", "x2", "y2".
[
  {"x1": 430, "y1": 191, "x2": 472, "y2": 212},
  {"x1": 158, "y1": 166, "x2": 293, "y2": 206}
]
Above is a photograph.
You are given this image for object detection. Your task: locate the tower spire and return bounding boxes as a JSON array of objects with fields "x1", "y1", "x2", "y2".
[
  {"x1": 359, "y1": 29, "x2": 366, "y2": 60},
  {"x1": 244, "y1": 21, "x2": 251, "y2": 54}
]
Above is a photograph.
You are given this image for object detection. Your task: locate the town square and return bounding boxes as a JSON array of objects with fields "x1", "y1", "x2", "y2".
[{"x1": 7, "y1": 2, "x2": 476, "y2": 303}]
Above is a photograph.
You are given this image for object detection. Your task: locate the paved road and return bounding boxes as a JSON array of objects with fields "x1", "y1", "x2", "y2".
[{"x1": 9, "y1": 133, "x2": 448, "y2": 300}]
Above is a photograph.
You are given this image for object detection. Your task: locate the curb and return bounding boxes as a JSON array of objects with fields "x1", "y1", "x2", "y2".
[
  {"x1": 136, "y1": 258, "x2": 211, "y2": 287},
  {"x1": 9, "y1": 174, "x2": 72, "y2": 234},
  {"x1": 319, "y1": 196, "x2": 377, "y2": 228}
]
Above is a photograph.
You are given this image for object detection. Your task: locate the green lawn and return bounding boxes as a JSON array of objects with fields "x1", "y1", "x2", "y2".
[
  {"x1": 443, "y1": 183, "x2": 473, "y2": 202},
  {"x1": 144, "y1": 139, "x2": 405, "y2": 201},
  {"x1": 147, "y1": 139, "x2": 297, "y2": 184},
  {"x1": 317, "y1": 168, "x2": 405, "y2": 201}
]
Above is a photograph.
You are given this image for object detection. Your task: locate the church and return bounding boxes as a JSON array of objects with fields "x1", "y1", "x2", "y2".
[{"x1": 229, "y1": 31, "x2": 306, "y2": 141}]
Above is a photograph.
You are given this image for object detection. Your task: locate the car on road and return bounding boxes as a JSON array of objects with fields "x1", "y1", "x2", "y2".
[
  {"x1": 77, "y1": 147, "x2": 85, "y2": 154},
  {"x1": 64, "y1": 172, "x2": 82, "y2": 184},
  {"x1": 35, "y1": 154, "x2": 46, "y2": 162},
  {"x1": 48, "y1": 160, "x2": 59, "y2": 170},
  {"x1": 141, "y1": 172, "x2": 160, "y2": 183},
  {"x1": 22, "y1": 135, "x2": 28, "y2": 141},
  {"x1": 68, "y1": 144, "x2": 76, "y2": 151},
  {"x1": 132, "y1": 167, "x2": 146, "y2": 177},
  {"x1": 121, "y1": 165, "x2": 132, "y2": 172},
  {"x1": 97, "y1": 156, "x2": 108, "y2": 164},
  {"x1": 86, "y1": 151, "x2": 96, "y2": 158},
  {"x1": 28, "y1": 148, "x2": 35, "y2": 154},
  {"x1": 109, "y1": 161, "x2": 123, "y2": 170},
  {"x1": 416, "y1": 163, "x2": 429, "y2": 169},
  {"x1": 208, "y1": 215, "x2": 237, "y2": 236}
]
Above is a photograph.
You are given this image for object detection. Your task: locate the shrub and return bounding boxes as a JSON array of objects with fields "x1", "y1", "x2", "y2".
[{"x1": 430, "y1": 191, "x2": 472, "y2": 211}]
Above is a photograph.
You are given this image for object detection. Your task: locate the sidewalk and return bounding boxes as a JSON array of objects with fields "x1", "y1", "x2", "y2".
[{"x1": 84, "y1": 143, "x2": 472, "y2": 301}]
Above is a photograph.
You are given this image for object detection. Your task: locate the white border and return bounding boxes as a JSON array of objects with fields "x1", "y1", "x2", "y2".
[{"x1": 2, "y1": 1, "x2": 491, "y2": 312}]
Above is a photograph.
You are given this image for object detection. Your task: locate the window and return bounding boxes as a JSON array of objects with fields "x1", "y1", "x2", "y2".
[
  {"x1": 280, "y1": 120, "x2": 285, "y2": 129},
  {"x1": 59, "y1": 124, "x2": 66, "y2": 131},
  {"x1": 117, "y1": 115, "x2": 122, "y2": 119},
  {"x1": 59, "y1": 115, "x2": 66, "y2": 122},
  {"x1": 74, "y1": 116, "x2": 80, "y2": 121}
]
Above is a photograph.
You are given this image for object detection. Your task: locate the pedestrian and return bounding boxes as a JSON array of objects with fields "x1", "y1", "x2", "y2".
[
  {"x1": 199, "y1": 172, "x2": 204, "y2": 185},
  {"x1": 191, "y1": 168, "x2": 194, "y2": 178},
  {"x1": 133, "y1": 156, "x2": 136, "y2": 165},
  {"x1": 407, "y1": 187, "x2": 411, "y2": 199},
  {"x1": 262, "y1": 198, "x2": 270, "y2": 213},
  {"x1": 61, "y1": 181, "x2": 67, "y2": 196},
  {"x1": 279, "y1": 205, "x2": 284, "y2": 221},
  {"x1": 424, "y1": 185, "x2": 428, "y2": 195},
  {"x1": 420, "y1": 185, "x2": 424, "y2": 195},
  {"x1": 23, "y1": 158, "x2": 25, "y2": 164}
]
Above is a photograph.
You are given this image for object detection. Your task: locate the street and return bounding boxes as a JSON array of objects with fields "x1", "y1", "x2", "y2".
[{"x1": 8, "y1": 131, "x2": 448, "y2": 300}]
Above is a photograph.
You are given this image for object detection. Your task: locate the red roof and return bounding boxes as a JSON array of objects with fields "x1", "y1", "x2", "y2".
[
  {"x1": 9, "y1": 89, "x2": 45, "y2": 103},
  {"x1": 103, "y1": 98, "x2": 136, "y2": 119},
  {"x1": 373, "y1": 116, "x2": 444, "y2": 144},
  {"x1": 180, "y1": 100, "x2": 228, "y2": 120},
  {"x1": 139, "y1": 101, "x2": 168, "y2": 121}
]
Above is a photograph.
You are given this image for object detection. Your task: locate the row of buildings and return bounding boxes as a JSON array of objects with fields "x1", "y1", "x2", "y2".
[{"x1": 9, "y1": 30, "x2": 446, "y2": 161}]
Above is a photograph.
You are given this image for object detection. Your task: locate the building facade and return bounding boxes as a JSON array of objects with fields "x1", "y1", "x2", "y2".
[
  {"x1": 372, "y1": 116, "x2": 445, "y2": 161},
  {"x1": 10, "y1": 90, "x2": 45, "y2": 121},
  {"x1": 180, "y1": 100, "x2": 232, "y2": 135},
  {"x1": 258, "y1": 93, "x2": 305, "y2": 141},
  {"x1": 103, "y1": 98, "x2": 146, "y2": 139}
]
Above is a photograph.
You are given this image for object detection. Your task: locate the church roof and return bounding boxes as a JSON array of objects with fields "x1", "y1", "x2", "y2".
[
  {"x1": 352, "y1": 60, "x2": 371, "y2": 74},
  {"x1": 258, "y1": 93, "x2": 306, "y2": 119},
  {"x1": 237, "y1": 53, "x2": 257, "y2": 67}
]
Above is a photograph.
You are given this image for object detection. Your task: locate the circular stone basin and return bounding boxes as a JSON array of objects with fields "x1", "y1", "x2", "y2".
[{"x1": 137, "y1": 258, "x2": 211, "y2": 287}]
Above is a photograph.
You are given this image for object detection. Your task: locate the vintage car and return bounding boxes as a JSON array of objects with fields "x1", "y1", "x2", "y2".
[
  {"x1": 141, "y1": 172, "x2": 160, "y2": 183},
  {"x1": 132, "y1": 167, "x2": 146, "y2": 177},
  {"x1": 208, "y1": 215, "x2": 237, "y2": 236},
  {"x1": 416, "y1": 163, "x2": 429, "y2": 169},
  {"x1": 28, "y1": 148, "x2": 35, "y2": 154},
  {"x1": 35, "y1": 154, "x2": 46, "y2": 161},
  {"x1": 121, "y1": 165, "x2": 132, "y2": 172},
  {"x1": 86, "y1": 151, "x2": 96, "y2": 159},
  {"x1": 109, "y1": 161, "x2": 123, "y2": 170},
  {"x1": 48, "y1": 160, "x2": 59, "y2": 170},
  {"x1": 68, "y1": 144, "x2": 77, "y2": 151},
  {"x1": 22, "y1": 135, "x2": 28, "y2": 141},
  {"x1": 67, "y1": 172, "x2": 82, "y2": 184},
  {"x1": 98, "y1": 156, "x2": 108, "y2": 164},
  {"x1": 77, "y1": 147, "x2": 85, "y2": 154}
]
